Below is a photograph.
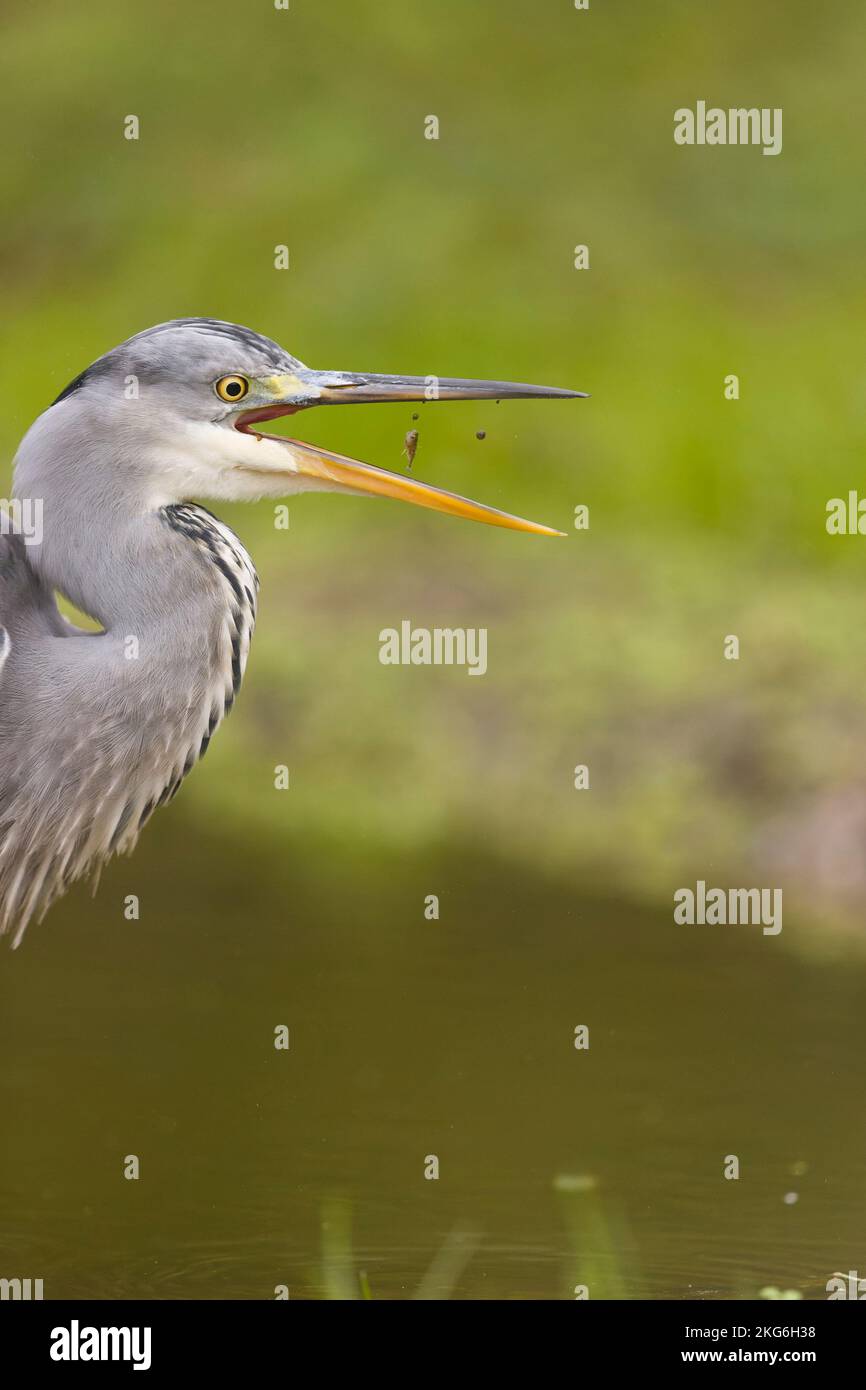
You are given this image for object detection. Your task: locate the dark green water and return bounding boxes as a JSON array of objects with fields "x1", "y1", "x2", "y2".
[{"x1": 1, "y1": 816, "x2": 864, "y2": 1300}]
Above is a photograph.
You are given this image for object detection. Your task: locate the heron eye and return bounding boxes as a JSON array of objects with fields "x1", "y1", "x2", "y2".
[{"x1": 215, "y1": 375, "x2": 249, "y2": 402}]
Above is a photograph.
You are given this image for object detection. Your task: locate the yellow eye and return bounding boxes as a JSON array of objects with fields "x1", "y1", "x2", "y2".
[{"x1": 215, "y1": 375, "x2": 249, "y2": 403}]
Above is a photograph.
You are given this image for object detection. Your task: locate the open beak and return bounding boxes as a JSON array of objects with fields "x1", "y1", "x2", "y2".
[{"x1": 236, "y1": 367, "x2": 587, "y2": 537}]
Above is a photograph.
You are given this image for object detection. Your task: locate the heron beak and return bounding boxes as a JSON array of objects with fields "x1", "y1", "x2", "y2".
[
  {"x1": 291, "y1": 369, "x2": 588, "y2": 408},
  {"x1": 234, "y1": 366, "x2": 585, "y2": 537}
]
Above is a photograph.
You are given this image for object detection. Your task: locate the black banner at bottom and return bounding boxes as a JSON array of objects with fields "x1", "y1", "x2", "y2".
[{"x1": 1, "y1": 1295, "x2": 858, "y2": 1372}]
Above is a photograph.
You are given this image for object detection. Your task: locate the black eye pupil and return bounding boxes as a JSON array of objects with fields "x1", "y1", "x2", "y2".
[{"x1": 226, "y1": 381, "x2": 242, "y2": 397}]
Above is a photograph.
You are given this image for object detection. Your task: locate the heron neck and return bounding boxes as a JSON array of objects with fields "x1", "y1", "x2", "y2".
[
  {"x1": 13, "y1": 420, "x2": 258, "y2": 774},
  {"x1": 34, "y1": 497, "x2": 257, "y2": 739},
  {"x1": 12, "y1": 403, "x2": 252, "y2": 633},
  {"x1": 28, "y1": 502, "x2": 219, "y2": 633}
]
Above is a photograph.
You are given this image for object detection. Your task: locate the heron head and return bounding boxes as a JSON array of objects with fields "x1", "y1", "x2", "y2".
[{"x1": 40, "y1": 318, "x2": 586, "y2": 536}]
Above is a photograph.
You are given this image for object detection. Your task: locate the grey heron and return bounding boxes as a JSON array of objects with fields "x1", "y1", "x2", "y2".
[{"x1": 0, "y1": 318, "x2": 584, "y2": 945}]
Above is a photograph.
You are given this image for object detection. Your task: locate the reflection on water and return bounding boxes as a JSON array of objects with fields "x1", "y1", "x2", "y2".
[{"x1": 1, "y1": 813, "x2": 864, "y2": 1300}]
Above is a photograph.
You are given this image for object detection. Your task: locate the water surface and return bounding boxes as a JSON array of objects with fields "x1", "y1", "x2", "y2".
[{"x1": 1, "y1": 820, "x2": 863, "y2": 1300}]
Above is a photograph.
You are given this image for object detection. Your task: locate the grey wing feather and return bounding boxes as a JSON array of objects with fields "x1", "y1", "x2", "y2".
[
  {"x1": 0, "y1": 530, "x2": 66, "y2": 634},
  {"x1": 0, "y1": 531, "x2": 77, "y2": 944}
]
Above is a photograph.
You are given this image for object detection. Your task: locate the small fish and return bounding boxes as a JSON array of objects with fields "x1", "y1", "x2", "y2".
[{"x1": 403, "y1": 429, "x2": 419, "y2": 468}]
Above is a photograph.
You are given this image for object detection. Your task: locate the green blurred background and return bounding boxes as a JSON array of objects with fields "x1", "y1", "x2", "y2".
[{"x1": 1, "y1": 0, "x2": 865, "y2": 1299}]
